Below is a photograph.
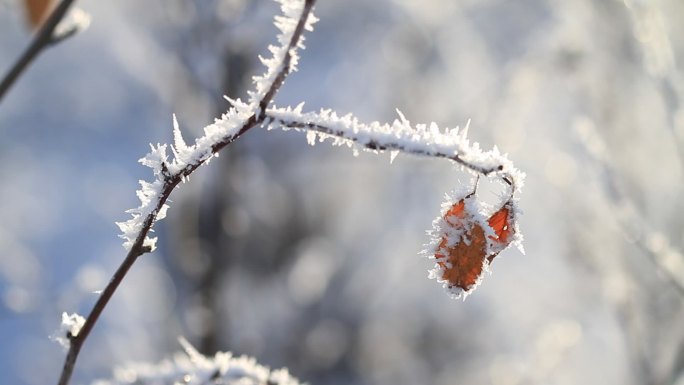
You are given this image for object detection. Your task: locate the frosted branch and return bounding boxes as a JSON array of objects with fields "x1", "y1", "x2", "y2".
[
  {"x1": 0, "y1": 0, "x2": 82, "y2": 104},
  {"x1": 92, "y1": 338, "x2": 302, "y2": 385},
  {"x1": 116, "y1": 0, "x2": 318, "y2": 252},
  {"x1": 55, "y1": 2, "x2": 317, "y2": 385},
  {"x1": 265, "y1": 106, "x2": 524, "y2": 188},
  {"x1": 55, "y1": 0, "x2": 527, "y2": 382},
  {"x1": 265, "y1": 106, "x2": 525, "y2": 300}
]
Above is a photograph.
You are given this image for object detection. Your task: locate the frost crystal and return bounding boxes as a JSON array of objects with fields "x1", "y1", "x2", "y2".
[
  {"x1": 53, "y1": 312, "x2": 86, "y2": 349},
  {"x1": 389, "y1": 150, "x2": 399, "y2": 164},
  {"x1": 251, "y1": 0, "x2": 319, "y2": 105},
  {"x1": 91, "y1": 338, "x2": 303, "y2": 385},
  {"x1": 54, "y1": 7, "x2": 91, "y2": 40}
]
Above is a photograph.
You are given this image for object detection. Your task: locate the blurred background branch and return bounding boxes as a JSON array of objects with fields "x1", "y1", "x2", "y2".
[{"x1": 0, "y1": 0, "x2": 81, "y2": 103}]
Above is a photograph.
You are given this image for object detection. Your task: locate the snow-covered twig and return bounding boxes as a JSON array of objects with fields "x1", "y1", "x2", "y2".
[
  {"x1": 56, "y1": 0, "x2": 525, "y2": 381},
  {"x1": 55, "y1": 2, "x2": 316, "y2": 385},
  {"x1": 265, "y1": 106, "x2": 523, "y2": 186},
  {"x1": 0, "y1": 0, "x2": 83, "y2": 103},
  {"x1": 264, "y1": 106, "x2": 525, "y2": 300},
  {"x1": 92, "y1": 337, "x2": 303, "y2": 385}
]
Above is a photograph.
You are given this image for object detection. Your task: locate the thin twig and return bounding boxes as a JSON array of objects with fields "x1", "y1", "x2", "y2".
[
  {"x1": 267, "y1": 117, "x2": 508, "y2": 177},
  {"x1": 54, "y1": 2, "x2": 316, "y2": 385},
  {"x1": 257, "y1": 1, "x2": 314, "y2": 115},
  {"x1": 0, "y1": 0, "x2": 78, "y2": 103}
]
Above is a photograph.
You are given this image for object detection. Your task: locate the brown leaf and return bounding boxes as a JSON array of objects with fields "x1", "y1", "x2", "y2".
[
  {"x1": 23, "y1": 0, "x2": 55, "y2": 29},
  {"x1": 434, "y1": 196, "x2": 516, "y2": 294},
  {"x1": 436, "y1": 220, "x2": 488, "y2": 292},
  {"x1": 486, "y1": 201, "x2": 515, "y2": 263}
]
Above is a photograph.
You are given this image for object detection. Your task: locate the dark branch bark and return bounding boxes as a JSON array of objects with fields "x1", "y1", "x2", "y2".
[
  {"x1": 0, "y1": 0, "x2": 78, "y2": 104},
  {"x1": 54, "y1": 2, "x2": 317, "y2": 385}
]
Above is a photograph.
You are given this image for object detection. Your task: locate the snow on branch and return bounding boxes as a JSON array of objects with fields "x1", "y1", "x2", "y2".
[
  {"x1": 52, "y1": 312, "x2": 86, "y2": 349},
  {"x1": 265, "y1": 105, "x2": 524, "y2": 188},
  {"x1": 58, "y1": 0, "x2": 526, "y2": 382},
  {"x1": 252, "y1": 0, "x2": 319, "y2": 110},
  {"x1": 92, "y1": 338, "x2": 302, "y2": 385}
]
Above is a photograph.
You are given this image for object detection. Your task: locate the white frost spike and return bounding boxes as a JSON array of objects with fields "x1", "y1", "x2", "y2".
[
  {"x1": 460, "y1": 119, "x2": 471, "y2": 140},
  {"x1": 52, "y1": 312, "x2": 86, "y2": 349},
  {"x1": 172, "y1": 114, "x2": 188, "y2": 156},
  {"x1": 140, "y1": 144, "x2": 168, "y2": 176},
  {"x1": 396, "y1": 108, "x2": 410, "y2": 127},
  {"x1": 178, "y1": 337, "x2": 207, "y2": 365},
  {"x1": 143, "y1": 236, "x2": 158, "y2": 251},
  {"x1": 390, "y1": 150, "x2": 399, "y2": 164},
  {"x1": 157, "y1": 203, "x2": 170, "y2": 220},
  {"x1": 306, "y1": 130, "x2": 316, "y2": 146},
  {"x1": 429, "y1": 122, "x2": 440, "y2": 136},
  {"x1": 293, "y1": 101, "x2": 305, "y2": 113}
]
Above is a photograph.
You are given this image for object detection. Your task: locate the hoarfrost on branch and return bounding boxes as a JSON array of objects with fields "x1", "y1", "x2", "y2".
[
  {"x1": 57, "y1": 0, "x2": 526, "y2": 383},
  {"x1": 92, "y1": 338, "x2": 302, "y2": 385}
]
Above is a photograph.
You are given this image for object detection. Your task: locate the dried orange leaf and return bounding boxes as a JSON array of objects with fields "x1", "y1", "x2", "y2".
[
  {"x1": 436, "y1": 220, "x2": 488, "y2": 292},
  {"x1": 486, "y1": 201, "x2": 515, "y2": 262},
  {"x1": 431, "y1": 191, "x2": 519, "y2": 299},
  {"x1": 23, "y1": 0, "x2": 54, "y2": 29}
]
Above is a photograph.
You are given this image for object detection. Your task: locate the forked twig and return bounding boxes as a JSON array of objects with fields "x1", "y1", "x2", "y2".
[
  {"x1": 55, "y1": 2, "x2": 316, "y2": 385},
  {"x1": 0, "y1": 0, "x2": 79, "y2": 103},
  {"x1": 56, "y1": 0, "x2": 523, "y2": 382}
]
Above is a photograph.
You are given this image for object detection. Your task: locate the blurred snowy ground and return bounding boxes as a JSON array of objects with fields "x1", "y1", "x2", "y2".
[{"x1": 0, "y1": 0, "x2": 683, "y2": 384}]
